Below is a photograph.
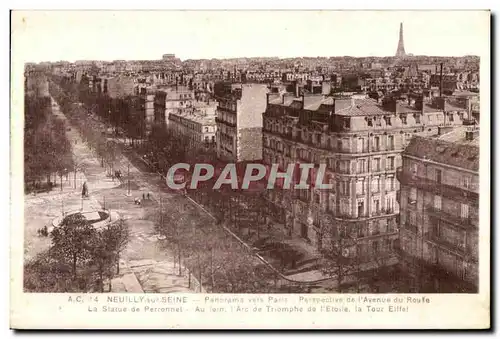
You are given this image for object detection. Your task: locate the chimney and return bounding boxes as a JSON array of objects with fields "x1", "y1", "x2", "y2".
[
  {"x1": 465, "y1": 125, "x2": 479, "y2": 140},
  {"x1": 465, "y1": 98, "x2": 472, "y2": 118}
]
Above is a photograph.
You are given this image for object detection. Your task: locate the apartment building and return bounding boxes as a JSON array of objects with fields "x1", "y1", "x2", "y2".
[
  {"x1": 397, "y1": 125, "x2": 479, "y2": 292},
  {"x1": 262, "y1": 91, "x2": 469, "y2": 270},
  {"x1": 215, "y1": 83, "x2": 269, "y2": 162},
  {"x1": 168, "y1": 112, "x2": 217, "y2": 150},
  {"x1": 153, "y1": 86, "x2": 196, "y2": 125},
  {"x1": 154, "y1": 85, "x2": 218, "y2": 125}
]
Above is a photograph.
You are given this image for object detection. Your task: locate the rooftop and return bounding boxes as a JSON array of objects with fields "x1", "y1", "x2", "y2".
[
  {"x1": 173, "y1": 112, "x2": 216, "y2": 126},
  {"x1": 269, "y1": 95, "x2": 467, "y2": 116},
  {"x1": 404, "y1": 135, "x2": 479, "y2": 172},
  {"x1": 437, "y1": 125, "x2": 480, "y2": 146}
]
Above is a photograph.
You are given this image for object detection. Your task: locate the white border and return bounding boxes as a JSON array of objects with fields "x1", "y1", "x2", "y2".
[{"x1": 5, "y1": 2, "x2": 497, "y2": 335}]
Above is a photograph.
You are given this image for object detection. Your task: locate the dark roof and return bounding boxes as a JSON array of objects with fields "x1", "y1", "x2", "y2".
[{"x1": 403, "y1": 136, "x2": 479, "y2": 172}]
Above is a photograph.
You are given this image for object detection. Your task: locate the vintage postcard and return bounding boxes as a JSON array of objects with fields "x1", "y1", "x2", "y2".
[{"x1": 10, "y1": 10, "x2": 491, "y2": 329}]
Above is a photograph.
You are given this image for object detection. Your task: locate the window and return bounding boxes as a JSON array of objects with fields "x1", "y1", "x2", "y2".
[
  {"x1": 374, "y1": 136, "x2": 380, "y2": 151},
  {"x1": 328, "y1": 158, "x2": 335, "y2": 170},
  {"x1": 415, "y1": 114, "x2": 421, "y2": 124},
  {"x1": 343, "y1": 118, "x2": 350, "y2": 129},
  {"x1": 340, "y1": 199, "x2": 350, "y2": 214},
  {"x1": 338, "y1": 181, "x2": 350, "y2": 196},
  {"x1": 429, "y1": 115, "x2": 433, "y2": 122},
  {"x1": 357, "y1": 159, "x2": 366, "y2": 173},
  {"x1": 357, "y1": 200, "x2": 365, "y2": 217},
  {"x1": 461, "y1": 203, "x2": 469, "y2": 219},
  {"x1": 449, "y1": 114, "x2": 454, "y2": 122},
  {"x1": 356, "y1": 179, "x2": 365, "y2": 195},
  {"x1": 387, "y1": 219, "x2": 395, "y2": 233},
  {"x1": 388, "y1": 135, "x2": 394, "y2": 150},
  {"x1": 463, "y1": 176, "x2": 471, "y2": 189},
  {"x1": 386, "y1": 197, "x2": 394, "y2": 212},
  {"x1": 409, "y1": 187, "x2": 417, "y2": 202},
  {"x1": 372, "y1": 177, "x2": 380, "y2": 193},
  {"x1": 434, "y1": 195, "x2": 442, "y2": 210},
  {"x1": 205, "y1": 127, "x2": 209, "y2": 132},
  {"x1": 372, "y1": 241, "x2": 379, "y2": 253},
  {"x1": 373, "y1": 199, "x2": 380, "y2": 214},
  {"x1": 374, "y1": 158, "x2": 381, "y2": 171},
  {"x1": 367, "y1": 118, "x2": 373, "y2": 127},
  {"x1": 357, "y1": 138, "x2": 365, "y2": 153},
  {"x1": 384, "y1": 116, "x2": 392, "y2": 126},
  {"x1": 435, "y1": 169, "x2": 442, "y2": 184},
  {"x1": 387, "y1": 156, "x2": 395, "y2": 170},
  {"x1": 401, "y1": 114, "x2": 407, "y2": 125},
  {"x1": 387, "y1": 176, "x2": 395, "y2": 191}
]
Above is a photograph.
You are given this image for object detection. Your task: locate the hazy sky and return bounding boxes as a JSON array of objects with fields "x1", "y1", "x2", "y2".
[{"x1": 13, "y1": 10, "x2": 489, "y2": 62}]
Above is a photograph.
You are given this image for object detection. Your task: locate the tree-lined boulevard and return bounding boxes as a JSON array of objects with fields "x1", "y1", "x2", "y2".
[{"x1": 23, "y1": 73, "x2": 413, "y2": 293}]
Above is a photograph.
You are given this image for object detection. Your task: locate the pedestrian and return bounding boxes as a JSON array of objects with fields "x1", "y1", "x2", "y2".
[
  {"x1": 142, "y1": 193, "x2": 145, "y2": 200},
  {"x1": 147, "y1": 192, "x2": 150, "y2": 200}
]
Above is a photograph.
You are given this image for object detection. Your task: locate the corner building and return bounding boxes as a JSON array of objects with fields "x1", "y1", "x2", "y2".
[
  {"x1": 262, "y1": 91, "x2": 469, "y2": 270},
  {"x1": 397, "y1": 127, "x2": 479, "y2": 292}
]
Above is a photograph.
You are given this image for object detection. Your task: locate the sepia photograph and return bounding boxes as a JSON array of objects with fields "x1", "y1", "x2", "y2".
[{"x1": 10, "y1": 9, "x2": 491, "y2": 329}]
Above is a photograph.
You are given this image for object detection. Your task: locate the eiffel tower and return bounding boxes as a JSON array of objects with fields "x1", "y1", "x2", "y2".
[{"x1": 395, "y1": 22, "x2": 406, "y2": 58}]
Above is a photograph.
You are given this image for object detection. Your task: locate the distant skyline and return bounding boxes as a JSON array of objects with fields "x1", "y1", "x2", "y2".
[{"x1": 13, "y1": 11, "x2": 489, "y2": 63}]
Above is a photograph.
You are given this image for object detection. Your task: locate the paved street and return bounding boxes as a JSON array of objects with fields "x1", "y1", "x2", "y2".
[{"x1": 24, "y1": 97, "x2": 198, "y2": 293}]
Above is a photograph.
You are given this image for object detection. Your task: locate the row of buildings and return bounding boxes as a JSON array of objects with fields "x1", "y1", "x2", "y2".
[
  {"x1": 45, "y1": 51, "x2": 481, "y2": 291},
  {"x1": 211, "y1": 78, "x2": 479, "y2": 291}
]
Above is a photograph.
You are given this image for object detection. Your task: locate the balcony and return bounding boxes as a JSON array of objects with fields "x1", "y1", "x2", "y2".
[
  {"x1": 371, "y1": 208, "x2": 397, "y2": 218},
  {"x1": 426, "y1": 205, "x2": 477, "y2": 231},
  {"x1": 424, "y1": 232, "x2": 467, "y2": 257},
  {"x1": 396, "y1": 168, "x2": 479, "y2": 204}
]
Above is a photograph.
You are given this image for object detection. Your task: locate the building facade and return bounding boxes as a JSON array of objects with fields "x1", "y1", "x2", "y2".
[
  {"x1": 262, "y1": 91, "x2": 470, "y2": 271},
  {"x1": 397, "y1": 127, "x2": 479, "y2": 292},
  {"x1": 215, "y1": 83, "x2": 269, "y2": 162},
  {"x1": 168, "y1": 112, "x2": 217, "y2": 150}
]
